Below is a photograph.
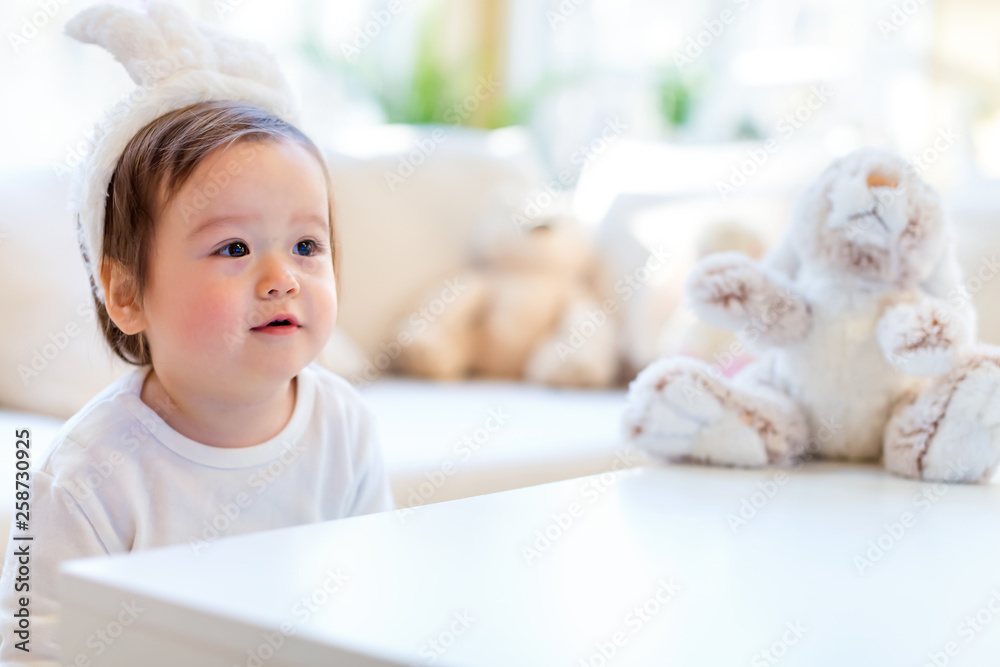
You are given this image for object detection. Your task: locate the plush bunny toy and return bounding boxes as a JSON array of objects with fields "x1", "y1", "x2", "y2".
[{"x1": 623, "y1": 148, "x2": 1000, "y2": 483}]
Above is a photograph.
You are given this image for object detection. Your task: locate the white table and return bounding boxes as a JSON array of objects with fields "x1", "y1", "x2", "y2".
[{"x1": 59, "y1": 463, "x2": 1000, "y2": 666}]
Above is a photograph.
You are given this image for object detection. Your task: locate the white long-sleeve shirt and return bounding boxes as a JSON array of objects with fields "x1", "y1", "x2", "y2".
[{"x1": 0, "y1": 361, "x2": 394, "y2": 665}]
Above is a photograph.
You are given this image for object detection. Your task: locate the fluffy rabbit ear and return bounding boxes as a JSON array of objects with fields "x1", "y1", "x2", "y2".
[
  {"x1": 65, "y1": 1, "x2": 293, "y2": 99},
  {"x1": 63, "y1": 0, "x2": 213, "y2": 86},
  {"x1": 144, "y1": 0, "x2": 216, "y2": 69},
  {"x1": 194, "y1": 21, "x2": 294, "y2": 99}
]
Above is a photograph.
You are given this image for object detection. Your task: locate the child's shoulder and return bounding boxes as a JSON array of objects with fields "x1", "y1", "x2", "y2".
[{"x1": 38, "y1": 366, "x2": 152, "y2": 480}]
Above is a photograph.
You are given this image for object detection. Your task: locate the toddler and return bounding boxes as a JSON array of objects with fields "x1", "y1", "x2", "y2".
[{"x1": 0, "y1": 3, "x2": 394, "y2": 664}]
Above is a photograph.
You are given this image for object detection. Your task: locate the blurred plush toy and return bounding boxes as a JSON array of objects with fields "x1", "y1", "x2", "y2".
[
  {"x1": 624, "y1": 147, "x2": 1000, "y2": 483},
  {"x1": 392, "y1": 215, "x2": 620, "y2": 388}
]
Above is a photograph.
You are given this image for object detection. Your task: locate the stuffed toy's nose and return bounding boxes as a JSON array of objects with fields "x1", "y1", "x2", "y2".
[{"x1": 867, "y1": 171, "x2": 900, "y2": 189}]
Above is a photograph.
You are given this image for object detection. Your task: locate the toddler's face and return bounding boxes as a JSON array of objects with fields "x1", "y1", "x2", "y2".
[{"x1": 141, "y1": 138, "x2": 337, "y2": 391}]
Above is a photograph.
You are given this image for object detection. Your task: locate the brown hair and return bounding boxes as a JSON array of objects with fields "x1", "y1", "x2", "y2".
[{"x1": 92, "y1": 100, "x2": 339, "y2": 366}]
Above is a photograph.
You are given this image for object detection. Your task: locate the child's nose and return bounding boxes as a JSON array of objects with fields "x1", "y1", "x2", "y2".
[{"x1": 256, "y1": 254, "x2": 299, "y2": 298}]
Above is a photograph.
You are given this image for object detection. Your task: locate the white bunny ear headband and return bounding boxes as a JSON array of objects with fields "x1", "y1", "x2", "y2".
[{"x1": 64, "y1": 0, "x2": 300, "y2": 306}]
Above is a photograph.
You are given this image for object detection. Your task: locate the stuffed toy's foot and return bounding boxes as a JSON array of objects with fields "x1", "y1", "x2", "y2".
[
  {"x1": 623, "y1": 356, "x2": 808, "y2": 467},
  {"x1": 884, "y1": 348, "x2": 1000, "y2": 483}
]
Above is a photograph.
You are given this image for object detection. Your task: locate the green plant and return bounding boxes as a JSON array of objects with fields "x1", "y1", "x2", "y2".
[{"x1": 657, "y1": 70, "x2": 703, "y2": 128}]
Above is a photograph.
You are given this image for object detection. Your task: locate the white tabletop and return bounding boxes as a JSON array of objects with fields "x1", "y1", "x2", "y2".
[{"x1": 59, "y1": 463, "x2": 1000, "y2": 666}]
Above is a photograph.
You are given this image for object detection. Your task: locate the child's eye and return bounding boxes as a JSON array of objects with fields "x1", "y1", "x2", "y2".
[
  {"x1": 215, "y1": 241, "x2": 249, "y2": 258},
  {"x1": 295, "y1": 240, "x2": 325, "y2": 256}
]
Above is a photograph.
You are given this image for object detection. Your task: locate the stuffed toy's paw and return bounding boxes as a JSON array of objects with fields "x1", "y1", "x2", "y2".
[
  {"x1": 623, "y1": 357, "x2": 725, "y2": 462},
  {"x1": 623, "y1": 356, "x2": 808, "y2": 467},
  {"x1": 686, "y1": 252, "x2": 811, "y2": 346},
  {"x1": 392, "y1": 272, "x2": 490, "y2": 380},
  {"x1": 525, "y1": 297, "x2": 618, "y2": 388},
  {"x1": 884, "y1": 349, "x2": 1000, "y2": 482},
  {"x1": 876, "y1": 298, "x2": 969, "y2": 376}
]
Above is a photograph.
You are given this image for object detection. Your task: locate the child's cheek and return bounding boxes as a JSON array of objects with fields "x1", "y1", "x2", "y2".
[{"x1": 177, "y1": 283, "x2": 244, "y2": 352}]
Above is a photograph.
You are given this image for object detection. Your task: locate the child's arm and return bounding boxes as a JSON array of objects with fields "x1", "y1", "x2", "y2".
[
  {"x1": 346, "y1": 401, "x2": 395, "y2": 517},
  {"x1": 0, "y1": 471, "x2": 110, "y2": 666}
]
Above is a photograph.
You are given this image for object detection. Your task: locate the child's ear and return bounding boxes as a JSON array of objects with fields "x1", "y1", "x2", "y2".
[{"x1": 100, "y1": 259, "x2": 148, "y2": 335}]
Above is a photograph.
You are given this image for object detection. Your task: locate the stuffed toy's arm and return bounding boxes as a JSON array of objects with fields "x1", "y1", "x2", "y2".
[
  {"x1": 876, "y1": 295, "x2": 974, "y2": 376},
  {"x1": 686, "y1": 251, "x2": 812, "y2": 347}
]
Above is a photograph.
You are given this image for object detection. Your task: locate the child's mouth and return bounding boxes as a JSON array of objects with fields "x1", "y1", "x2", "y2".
[
  {"x1": 251, "y1": 315, "x2": 301, "y2": 334},
  {"x1": 253, "y1": 324, "x2": 299, "y2": 336}
]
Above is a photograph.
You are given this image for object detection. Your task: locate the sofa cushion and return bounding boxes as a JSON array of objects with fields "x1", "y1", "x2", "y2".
[{"x1": 363, "y1": 378, "x2": 632, "y2": 509}]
